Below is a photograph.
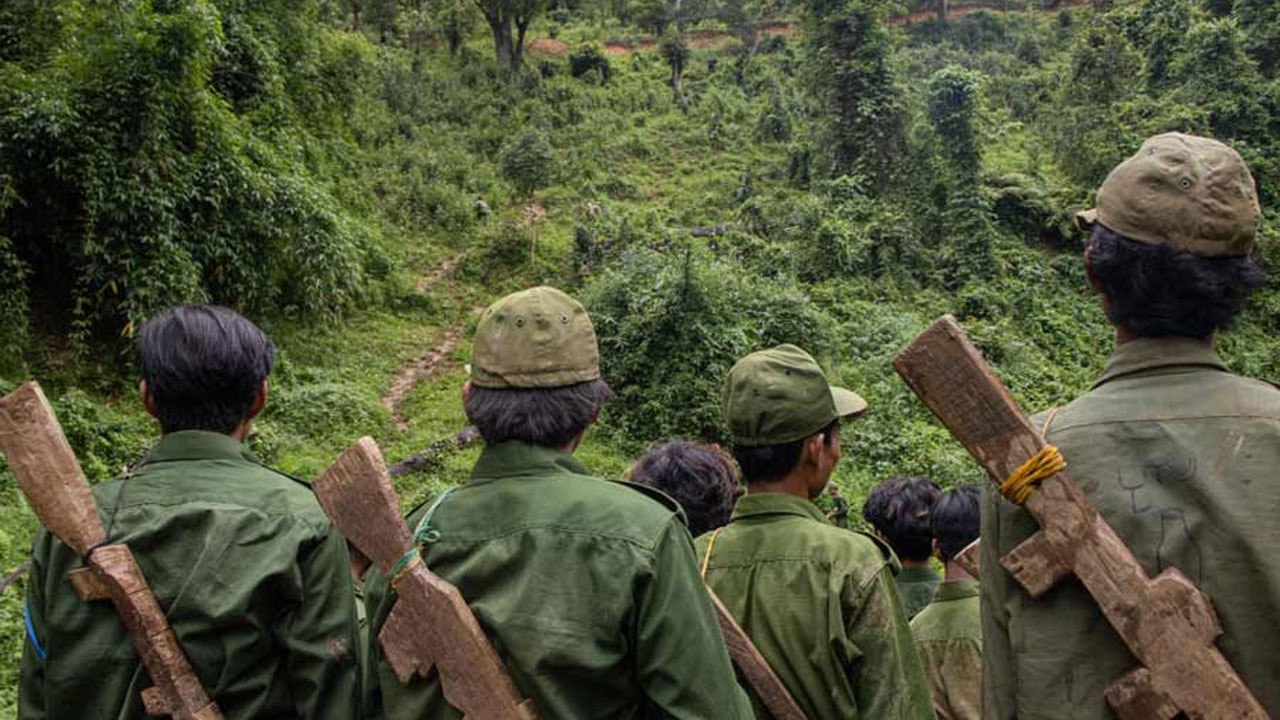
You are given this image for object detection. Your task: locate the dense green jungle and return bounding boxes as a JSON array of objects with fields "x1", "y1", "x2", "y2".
[{"x1": 1, "y1": 0, "x2": 1278, "y2": 707}]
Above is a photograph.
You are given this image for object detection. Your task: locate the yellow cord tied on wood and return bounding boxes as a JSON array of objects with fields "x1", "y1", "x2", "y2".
[{"x1": 1000, "y1": 445, "x2": 1067, "y2": 505}]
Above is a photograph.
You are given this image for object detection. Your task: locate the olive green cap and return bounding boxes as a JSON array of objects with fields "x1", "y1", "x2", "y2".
[
  {"x1": 1075, "y1": 133, "x2": 1260, "y2": 256},
  {"x1": 723, "y1": 344, "x2": 867, "y2": 447},
  {"x1": 470, "y1": 286, "x2": 601, "y2": 389}
]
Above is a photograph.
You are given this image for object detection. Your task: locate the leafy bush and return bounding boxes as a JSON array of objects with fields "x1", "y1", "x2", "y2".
[
  {"x1": 0, "y1": 0, "x2": 372, "y2": 363},
  {"x1": 569, "y1": 44, "x2": 612, "y2": 83},
  {"x1": 587, "y1": 248, "x2": 834, "y2": 448},
  {"x1": 500, "y1": 130, "x2": 555, "y2": 196}
]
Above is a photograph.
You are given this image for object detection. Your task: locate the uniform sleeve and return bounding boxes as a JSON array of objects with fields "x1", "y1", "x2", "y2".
[
  {"x1": 18, "y1": 549, "x2": 46, "y2": 720},
  {"x1": 635, "y1": 518, "x2": 754, "y2": 719},
  {"x1": 277, "y1": 525, "x2": 362, "y2": 720},
  {"x1": 842, "y1": 565, "x2": 934, "y2": 719},
  {"x1": 980, "y1": 483, "x2": 1016, "y2": 720}
]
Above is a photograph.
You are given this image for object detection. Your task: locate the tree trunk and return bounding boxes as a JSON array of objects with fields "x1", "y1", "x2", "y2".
[
  {"x1": 489, "y1": 15, "x2": 515, "y2": 74},
  {"x1": 351, "y1": 0, "x2": 363, "y2": 30},
  {"x1": 938, "y1": 0, "x2": 948, "y2": 23},
  {"x1": 514, "y1": 20, "x2": 530, "y2": 73},
  {"x1": 671, "y1": 56, "x2": 688, "y2": 112}
]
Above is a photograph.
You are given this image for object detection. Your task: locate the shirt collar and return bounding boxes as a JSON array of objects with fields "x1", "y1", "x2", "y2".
[
  {"x1": 932, "y1": 579, "x2": 980, "y2": 602},
  {"x1": 730, "y1": 492, "x2": 827, "y2": 524},
  {"x1": 898, "y1": 565, "x2": 941, "y2": 583},
  {"x1": 143, "y1": 430, "x2": 257, "y2": 465},
  {"x1": 471, "y1": 440, "x2": 592, "y2": 480},
  {"x1": 1093, "y1": 336, "x2": 1228, "y2": 389}
]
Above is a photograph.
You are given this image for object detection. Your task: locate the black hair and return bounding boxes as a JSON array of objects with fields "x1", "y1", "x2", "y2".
[
  {"x1": 137, "y1": 305, "x2": 275, "y2": 434},
  {"x1": 629, "y1": 441, "x2": 741, "y2": 537},
  {"x1": 732, "y1": 421, "x2": 838, "y2": 485},
  {"x1": 931, "y1": 485, "x2": 981, "y2": 562},
  {"x1": 1087, "y1": 224, "x2": 1266, "y2": 339},
  {"x1": 861, "y1": 476, "x2": 940, "y2": 562},
  {"x1": 464, "y1": 379, "x2": 613, "y2": 449}
]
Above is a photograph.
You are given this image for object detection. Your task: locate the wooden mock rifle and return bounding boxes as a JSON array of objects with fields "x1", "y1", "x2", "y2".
[
  {"x1": 313, "y1": 437, "x2": 539, "y2": 719},
  {"x1": 952, "y1": 539, "x2": 980, "y2": 579},
  {"x1": 0, "y1": 382, "x2": 222, "y2": 720},
  {"x1": 894, "y1": 315, "x2": 1268, "y2": 720}
]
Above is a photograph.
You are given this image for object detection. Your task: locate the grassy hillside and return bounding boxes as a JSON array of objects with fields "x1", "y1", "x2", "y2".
[{"x1": 1, "y1": 0, "x2": 1278, "y2": 711}]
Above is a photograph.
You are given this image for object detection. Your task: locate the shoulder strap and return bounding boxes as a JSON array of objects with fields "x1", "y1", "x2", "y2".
[
  {"x1": 1040, "y1": 406, "x2": 1063, "y2": 440},
  {"x1": 700, "y1": 526, "x2": 726, "y2": 580}
]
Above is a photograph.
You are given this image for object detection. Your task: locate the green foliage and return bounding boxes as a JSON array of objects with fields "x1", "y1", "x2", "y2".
[
  {"x1": 0, "y1": 233, "x2": 28, "y2": 378},
  {"x1": 1048, "y1": 18, "x2": 1146, "y2": 186},
  {"x1": 568, "y1": 43, "x2": 612, "y2": 82},
  {"x1": 1233, "y1": 0, "x2": 1280, "y2": 74},
  {"x1": 588, "y1": 248, "x2": 833, "y2": 448},
  {"x1": 928, "y1": 65, "x2": 982, "y2": 177},
  {"x1": 800, "y1": 0, "x2": 907, "y2": 189},
  {"x1": 500, "y1": 129, "x2": 555, "y2": 195},
  {"x1": 1167, "y1": 17, "x2": 1267, "y2": 141},
  {"x1": 0, "y1": 0, "x2": 373, "y2": 363}
]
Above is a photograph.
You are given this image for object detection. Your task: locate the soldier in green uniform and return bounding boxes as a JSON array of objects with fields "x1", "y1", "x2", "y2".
[
  {"x1": 695, "y1": 344, "x2": 933, "y2": 720},
  {"x1": 911, "y1": 485, "x2": 981, "y2": 720},
  {"x1": 362, "y1": 286, "x2": 751, "y2": 719},
  {"x1": 20, "y1": 305, "x2": 361, "y2": 719},
  {"x1": 982, "y1": 133, "x2": 1280, "y2": 718},
  {"x1": 862, "y1": 476, "x2": 942, "y2": 619},
  {"x1": 824, "y1": 481, "x2": 851, "y2": 529}
]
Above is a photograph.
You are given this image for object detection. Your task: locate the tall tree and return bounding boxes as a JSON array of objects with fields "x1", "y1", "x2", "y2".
[
  {"x1": 476, "y1": 0, "x2": 545, "y2": 73},
  {"x1": 660, "y1": 29, "x2": 690, "y2": 111},
  {"x1": 799, "y1": 0, "x2": 906, "y2": 190},
  {"x1": 928, "y1": 66, "x2": 994, "y2": 283}
]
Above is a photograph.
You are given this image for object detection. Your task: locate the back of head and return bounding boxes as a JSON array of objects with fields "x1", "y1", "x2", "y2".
[
  {"x1": 931, "y1": 485, "x2": 980, "y2": 562},
  {"x1": 861, "y1": 476, "x2": 941, "y2": 563},
  {"x1": 629, "y1": 441, "x2": 741, "y2": 537},
  {"x1": 137, "y1": 305, "x2": 275, "y2": 435},
  {"x1": 1078, "y1": 133, "x2": 1267, "y2": 339},
  {"x1": 465, "y1": 286, "x2": 613, "y2": 448}
]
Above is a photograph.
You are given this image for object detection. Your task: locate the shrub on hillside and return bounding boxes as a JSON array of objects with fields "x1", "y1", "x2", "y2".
[
  {"x1": 587, "y1": 248, "x2": 834, "y2": 447},
  {"x1": 569, "y1": 44, "x2": 612, "y2": 84},
  {"x1": 0, "y1": 0, "x2": 372, "y2": 362},
  {"x1": 500, "y1": 130, "x2": 555, "y2": 196}
]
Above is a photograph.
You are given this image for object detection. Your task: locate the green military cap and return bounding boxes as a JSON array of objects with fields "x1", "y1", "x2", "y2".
[
  {"x1": 1076, "y1": 133, "x2": 1260, "y2": 256},
  {"x1": 723, "y1": 344, "x2": 867, "y2": 447},
  {"x1": 471, "y1": 286, "x2": 601, "y2": 389}
]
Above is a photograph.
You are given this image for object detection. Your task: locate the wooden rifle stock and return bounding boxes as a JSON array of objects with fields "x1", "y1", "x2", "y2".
[
  {"x1": 0, "y1": 382, "x2": 222, "y2": 720},
  {"x1": 893, "y1": 316, "x2": 1268, "y2": 720},
  {"x1": 313, "y1": 437, "x2": 538, "y2": 719},
  {"x1": 952, "y1": 539, "x2": 980, "y2": 579}
]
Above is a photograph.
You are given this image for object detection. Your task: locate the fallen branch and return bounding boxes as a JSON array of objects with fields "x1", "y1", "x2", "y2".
[
  {"x1": 388, "y1": 427, "x2": 482, "y2": 477},
  {"x1": 0, "y1": 560, "x2": 31, "y2": 596}
]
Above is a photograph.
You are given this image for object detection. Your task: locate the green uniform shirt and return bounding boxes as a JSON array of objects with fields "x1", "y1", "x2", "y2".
[
  {"x1": 911, "y1": 580, "x2": 982, "y2": 720},
  {"x1": 896, "y1": 564, "x2": 942, "y2": 621},
  {"x1": 982, "y1": 337, "x2": 1280, "y2": 718},
  {"x1": 362, "y1": 441, "x2": 751, "y2": 720},
  {"x1": 19, "y1": 431, "x2": 361, "y2": 719},
  {"x1": 695, "y1": 492, "x2": 934, "y2": 720}
]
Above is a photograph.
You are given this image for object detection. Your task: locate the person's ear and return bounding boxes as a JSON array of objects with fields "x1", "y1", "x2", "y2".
[
  {"x1": 139, "y1": 379, "x2": 159, "y2": 419},
  {"x1": 802, "y1": 433, "x2": 825, "y2": 467},
  {"x1": 247, "y1": 380, "x2": 268, "y2": 421}
]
